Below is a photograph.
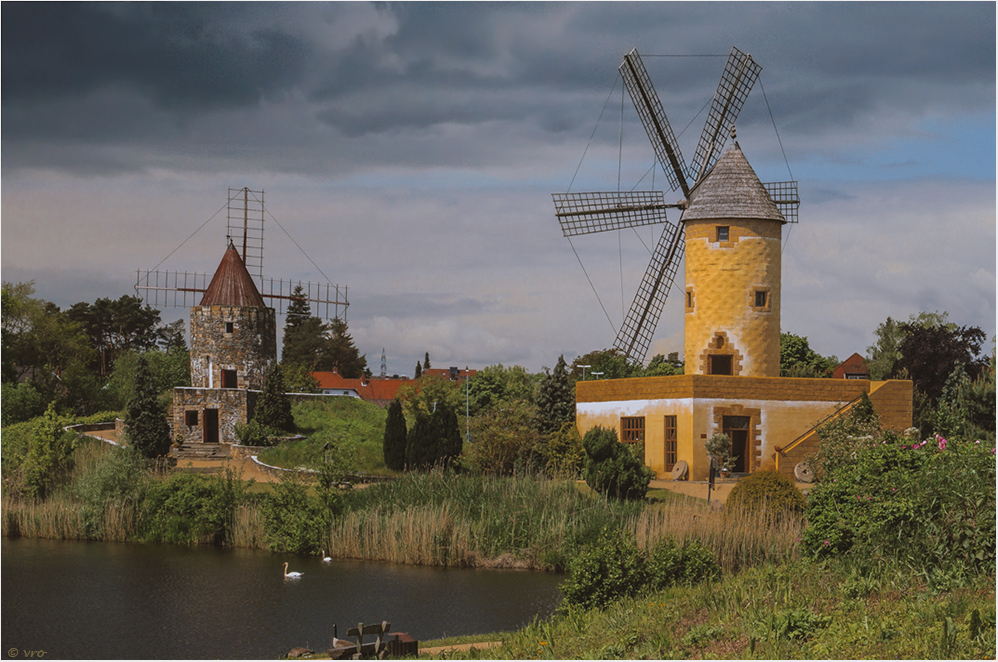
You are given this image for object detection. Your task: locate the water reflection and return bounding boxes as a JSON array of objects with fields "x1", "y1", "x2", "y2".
[{"x1": 2, "y1": 538, "x2": 563, "y2": 659}]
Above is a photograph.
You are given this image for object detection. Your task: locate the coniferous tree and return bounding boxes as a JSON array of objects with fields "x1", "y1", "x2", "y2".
[
  {"x1": 423, "y1": 352, "x2": 431, "y2": 371},
  {"x1": 383, "y1": 398, "x2": 408, "y2": 471},
  {"x1": 414, "y1": 362, "x2": 422, "y2": 379},
  {"x1": 125, "y1": 354, "x2": 172, "y2": 458},
  {"x1": 405, "y1": 411, "x2": 434, "y2": 470},
  {"x1": 254, "y1": 365, "x2": 294, "y2": 433},
  {"x1": 537, "y1": 354, "x2": 575, "y2": 434},
  {"x1": 405, "y1": 401, "x2": 462, "y2": 470}
]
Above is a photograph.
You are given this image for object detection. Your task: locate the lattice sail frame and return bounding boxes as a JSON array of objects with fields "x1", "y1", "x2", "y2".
[
  {"x1": 135, "y1": 188, "x2": 349, "y2": 322},
  {"x1": 554, "y1": 47, "x2": 799, "y2": 364}
]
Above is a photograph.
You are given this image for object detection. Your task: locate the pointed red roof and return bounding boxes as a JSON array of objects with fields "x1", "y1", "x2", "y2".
[{"x1": 199, "y1": 242, "x2": 266, "y2": 307}]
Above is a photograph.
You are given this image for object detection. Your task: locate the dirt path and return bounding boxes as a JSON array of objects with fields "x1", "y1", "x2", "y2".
[{"x1": 174, "y1": 455, "x2": 281, "y2": 483}]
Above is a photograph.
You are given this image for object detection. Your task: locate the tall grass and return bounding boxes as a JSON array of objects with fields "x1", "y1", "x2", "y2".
[
  {"x1": 630, "y1": 501, "x2": 802, "y2": 574},
  {"x1": 1, "y1": 496, "x2": 137, "y2": 542}
]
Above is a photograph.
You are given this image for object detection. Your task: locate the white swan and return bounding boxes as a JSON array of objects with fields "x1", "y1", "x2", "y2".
[
  {"x1": 282, "y1": 562, "x2": 303, "y2": 579},
  {"x1": 322, "y1": 549, "x2": 332, "y2": 563}
]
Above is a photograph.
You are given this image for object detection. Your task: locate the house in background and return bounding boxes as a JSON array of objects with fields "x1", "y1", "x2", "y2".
[
  {"x1": 833, "y1": 353, "x2": 871, "y2": 380},
  {"x1": 575, "y1": 144, "x2": 912, "y2": 482}
]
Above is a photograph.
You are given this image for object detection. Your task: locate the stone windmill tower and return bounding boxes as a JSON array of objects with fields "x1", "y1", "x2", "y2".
[
  {"x1": 190, "y1": 240, "x2": 277, "y2": 391},
  {"x1": 682, "y1": 137, "x2": 785, "y2": 377},
  {"x1": 136, "y1": 188, "x2": 349, "y2": 447}
]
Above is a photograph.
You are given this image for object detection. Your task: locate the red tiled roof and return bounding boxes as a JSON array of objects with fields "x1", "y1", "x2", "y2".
[
  {"x1": 832, "y1": 353, "x2": 870, "y2": 379},
  {"x1": 200, "y1": 243, "x2": 266, "y2": 307},
  {"x1": 313, "y1": 372, "x2": 410, "y2": 403}
]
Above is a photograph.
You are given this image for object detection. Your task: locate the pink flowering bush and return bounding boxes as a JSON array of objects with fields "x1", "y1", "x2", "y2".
[{"x1": 803, "y1": 406, "x2": 995, "y2": 584}]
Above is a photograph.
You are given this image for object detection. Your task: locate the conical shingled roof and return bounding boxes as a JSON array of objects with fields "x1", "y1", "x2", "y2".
[
  {"x1": 682, "y1": 142, "x2": 784, "y2": 222},
  {"x1": 199, "y1": 242, "x2": 267, "y2": 307}
]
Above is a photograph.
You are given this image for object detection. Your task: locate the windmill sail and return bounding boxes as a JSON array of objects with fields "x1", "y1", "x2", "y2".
[
  {"x1": 553, "y1": 191, "x2": 672, "y2": 237},
  {"x1": 620, "y1": 49, "x2": 690, "y2": 197},
  {"x1": 690, "y1": 47, "x2": 762, "y2": 184},
  {"x1": 554, "y1": 46, "x2": 790, "y2": 365},
  {"x1": 614, "y1": 219, "x2": 684, "y2": 362}
]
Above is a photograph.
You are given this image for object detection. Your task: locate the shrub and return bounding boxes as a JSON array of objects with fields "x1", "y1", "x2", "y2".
[
  {"x1": 704, "y1": 432, "x2": 736, "y2": 470},
  {"x1": 560, "y1": 528, "x2": 648, "y2": 610},
  {"x1": 803, "y1": 426, "x2": 996, "y2": 585},
  {"x1": 727, "y1": 469, "x2": 806, "y2": 519},
  {"x1": 545, "y1": 422, "x2": 585, "y2": 479},
  {"x1": 71, "y1": 442, "x2": 146, "y2": 537},
  {"x1": 21, "y1": 405, "x2": 76, "y2": 500},
  {"x1": 261, "y1": 470, "x2": 328, "y2": 554},
  {"x1": 582, "y1": 426, "x2": 653, "y2": 500},
  {"x1": 0, "y1": 381, "x2": 49, "y2": 428},
  {"x1": 234, "y1": 419, "x2": 283, "y2": 446},
  {"x1": 561, "y1": 528, "x2": 720, "y2": 610},
  {"x1": 405, "y1": 402, "x2": 462, "y2": 471},
  {"x1": 141, "y1": 469, "x2": 246, "y2": 545}
]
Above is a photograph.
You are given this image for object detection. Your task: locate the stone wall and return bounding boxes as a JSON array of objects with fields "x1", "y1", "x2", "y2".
[
  {"x1": 189, "y1": 305, "x2": 276, "y2": 390},
  {"x1": 171, "y1": 387, "x2": 260, "y2": 444}
]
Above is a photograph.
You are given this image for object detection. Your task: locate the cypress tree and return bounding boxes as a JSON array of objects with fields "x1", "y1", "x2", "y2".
[
  {"x1": 383, "y1": 398, "x2": 408, "y2": 471},
  {"x1": 405, "y1": 412, "x2": 433, "y2": 470},
  {"x1": 436, "y1": 402, "x2": 463, "y2": 466},
  {"x1": 125, "y1": 354, "x2": 172, "y2": 458},
  {"x1": 254, "y1": 365, "x2": 294, "y2": 433},
  {"x1": 537, "y1": 354, "x2": 575, "y2": 434}
]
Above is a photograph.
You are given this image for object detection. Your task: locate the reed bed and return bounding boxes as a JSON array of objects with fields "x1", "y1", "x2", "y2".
[
  {"x1": 630, "y1": 500, "x2": 802, "y2": 573},
  {"x1": 326, "y1": 471, "x2": 645, "y2": 568},
  {"x1": 1, "y1": 496, "x2": 137, "y2": 542}
]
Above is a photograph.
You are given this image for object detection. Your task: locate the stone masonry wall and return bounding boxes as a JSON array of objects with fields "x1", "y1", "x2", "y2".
[
  {"x1": 171, "y1": 387, "x2": 260, "y2": 444},
  {"x1": 189, "y1": 305, "x2": 276, "y2": 390}
]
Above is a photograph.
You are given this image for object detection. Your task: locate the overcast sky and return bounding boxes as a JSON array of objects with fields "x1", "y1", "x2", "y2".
[{"x1": 3, "y1": 2, "x2": 995, "y2": 376}]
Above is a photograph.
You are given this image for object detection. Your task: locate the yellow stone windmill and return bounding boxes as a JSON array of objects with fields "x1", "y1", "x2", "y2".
[{"x1": 552, "y1": 48, "x2": 799, "y2": 366}]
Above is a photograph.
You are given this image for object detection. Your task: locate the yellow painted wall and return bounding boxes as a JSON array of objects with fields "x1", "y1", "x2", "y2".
[
  {"x1": 684, "y1": 219, "x2": 782, "y2": 377},
  {"x1": 576, "y1": 375, "x2": 912, "y2": 481}
]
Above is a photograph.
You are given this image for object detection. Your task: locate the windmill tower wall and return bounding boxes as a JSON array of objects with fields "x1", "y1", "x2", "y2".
[
  {"x1": 683, "y1": 218, "x2": 781, "y2": 377},
  {"x1": 190, "y1": 305, "x2": 276, "y2": 390}
]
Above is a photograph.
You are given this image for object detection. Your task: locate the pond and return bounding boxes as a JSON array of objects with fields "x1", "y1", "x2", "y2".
[{"x1": 1, "y1": 538, "x2": 564, "y2": 659}]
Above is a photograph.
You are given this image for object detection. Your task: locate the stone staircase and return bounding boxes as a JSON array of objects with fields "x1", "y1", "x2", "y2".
[{"x1": 173, "y1": 443, "x2": 231, "y2": 461}]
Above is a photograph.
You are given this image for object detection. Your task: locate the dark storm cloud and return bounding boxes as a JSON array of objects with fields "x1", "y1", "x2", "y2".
[
  {"x1": 2, "y1": 2, "x2": 310, "y2": 110},
  {"x1": 1, "y1": 2, "x2": 994, "y2": 179}
]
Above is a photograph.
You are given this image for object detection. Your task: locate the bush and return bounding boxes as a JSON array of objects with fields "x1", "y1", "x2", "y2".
[
  {"x1": 262, "y1": 470, "x2": 328, "y2": 554},
  {"x1": 582, "y1": 426, "x2": 653, "y2": 500},
  {"x1": 560, "y1": 528, "x2": 648, "y2": 610},
  {"x1": 561, "y1": 528, "x2": 720, "y2": 610},
  {"x1": 803, "y1": 426, "x2": 996, "y2": 586},
  {"x1": 71, "y1": 442, "x2": 146, "y2": 537},
  {"x1": 141, "y1": 469, "x2": 246, "y2": 545},
  {"x1": 545, "y1": 422, "x2": 585, "y2": 479},
  {"x1": 234, "y1": 419, "x2": 283, "y2": 446},
  {"x1": 22, "y1": 404, "x2": 76, "y2": 500},
  {"x1": 727, "y1": 469, "x2": 806, "y2": 519},
  {"x1": 124, "y1": 355, "x2": 171, "y2": 458}
]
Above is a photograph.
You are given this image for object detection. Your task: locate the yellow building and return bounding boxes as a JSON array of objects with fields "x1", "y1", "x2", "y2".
[{"x1": 576, "y1": 144, "x2": 913, "y2": 481}]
